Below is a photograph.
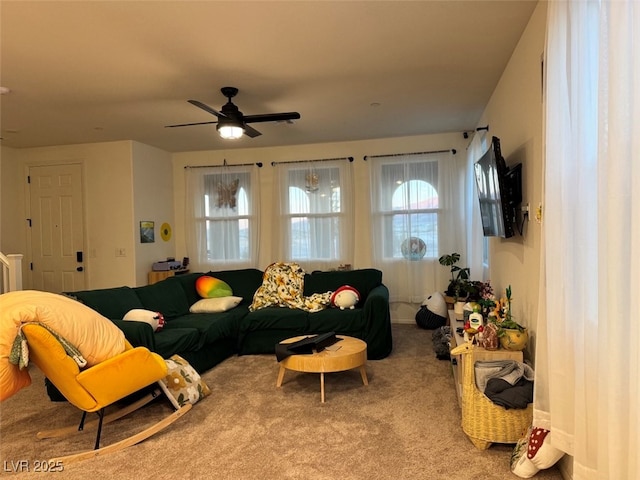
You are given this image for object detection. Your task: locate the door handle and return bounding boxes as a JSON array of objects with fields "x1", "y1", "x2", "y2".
[
  {"x1": 76, "y1": 251, "x2": 83, "y2": 262},
  {"x1": 77, "y1": 266, "x2": 84, "y2": 272}
]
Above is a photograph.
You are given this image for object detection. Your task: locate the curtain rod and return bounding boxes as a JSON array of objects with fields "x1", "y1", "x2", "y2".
[
  {"x1": 363, "y1": 148, "x2": 456, "y2": 161},
  {"x1": 184, "y1": 161, "x2": 263, "y2": 169},
  {"x1": 271, "y1": 156, "x2": 354, "y2": 167}
]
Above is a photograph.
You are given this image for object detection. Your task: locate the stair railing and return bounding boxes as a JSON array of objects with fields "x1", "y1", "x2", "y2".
[{"x1": 0, "y1": 252, "x2": 23, "y2": 293}]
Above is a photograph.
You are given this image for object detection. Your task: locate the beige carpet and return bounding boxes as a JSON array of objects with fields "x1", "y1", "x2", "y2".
[{"x1": 0, "y1": 324, "x2": 562, "y2": 479}]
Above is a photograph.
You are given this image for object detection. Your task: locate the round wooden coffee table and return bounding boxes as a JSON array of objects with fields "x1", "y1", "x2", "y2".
[{"x1": 276, "y1": 335, "x2": 368, "y2": 403}]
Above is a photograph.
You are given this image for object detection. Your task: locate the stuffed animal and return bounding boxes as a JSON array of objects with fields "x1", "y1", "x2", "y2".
[
  {"x1": 510, "y1": 426, "x2": 564, "y2": 478},
  {"x1": 330, "y1": 285, "x2": 360, "y2": 310},
  {"x1": 423, "y1": 291, "x2": 448, "y2": 318},
  {"x1": 432, "y1": 326, "x2": 452, "y2": 360},
  {"x1": 415, "y1": 291, "x2": 448, "y2": 329},
  {"x1": 123, "y1": 309, "x2": 165, "y2": 332}
]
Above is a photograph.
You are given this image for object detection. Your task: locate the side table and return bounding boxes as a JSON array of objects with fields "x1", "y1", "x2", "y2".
[{"x1": 276, "y1": 335, "x2": 368, "y2": 403}]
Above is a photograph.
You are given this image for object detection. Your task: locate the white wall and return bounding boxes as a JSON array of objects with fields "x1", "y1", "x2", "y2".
[
  {"x1": 132, "y1": 141, "x2": 174, "y2": 286},
  {"x1": 0, "y1": 141, "x2": 138, "y2": 289},
  {"x1": 477, "y1": 2, "x2": 546, "y2": 360},
  {"x1": 0, "y1": 146, "x2": 25, "y2": 255}
]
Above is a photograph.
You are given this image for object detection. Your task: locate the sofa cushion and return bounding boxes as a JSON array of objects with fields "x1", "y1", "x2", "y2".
[
  {"x1": 238, "y1": 307, "x2": 309, "y2": 333},
  {"x1": 154, "y1": 328, "x2": 201, "y2": 358},
  {"x1": 134, "y1": 281, "x2": 191, "y2": 319},
  {"x1": 303, "y1": 269, "x2": 382, "y2": 307},
  {"x1": 168, "y1": 273, "x2": 205, "y2": 307},
  {"x1": 68, "y1": 286, "x2": 144, "y2": 319},
  {"x1": 206, "y1": 269, "x2": 264, "y2": 305},
  {"x1": 163, "y1": 308, "x2": 247, "y2": 345},
  {"x1": 111, "y1": 319, "x2": 155, "y2": 350},
  {"x1": 306, "y1": 308, "x2": 365, "y2": 334}
]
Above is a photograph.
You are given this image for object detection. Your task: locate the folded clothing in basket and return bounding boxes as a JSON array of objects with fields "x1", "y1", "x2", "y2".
[{"x1": 475, "y1": 360, "x2": 534, "y2": 409}]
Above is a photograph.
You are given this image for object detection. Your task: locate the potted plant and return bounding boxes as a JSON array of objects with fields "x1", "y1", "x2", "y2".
[
  {"x1": 439, "y1": 253, "x2": 473, "y2": 319},
  {"x1": 438, "y1": 253, "x2": 471, "y2": 300},
  {"x1": 490, "y1": 285, "x2": 528, "y2": 351}
]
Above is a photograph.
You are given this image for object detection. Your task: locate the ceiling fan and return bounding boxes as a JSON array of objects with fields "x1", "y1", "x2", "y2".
[{"x1": 165, "y1": 87, "x2": 301, "y2": 139}]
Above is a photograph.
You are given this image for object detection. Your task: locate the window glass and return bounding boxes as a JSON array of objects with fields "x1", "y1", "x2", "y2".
[
  {"x1": 276, "y1": 160, "x2": 354, "y2": 270},
  {"x1": 376, "y1": 160, "x2": 439, "y2": 260},
  {"x1": 202, "y1": 172, "x2": 253, "y2": 262},
  {"x1": 285, "y1": 167, "x2": 342, "y2": 260}
]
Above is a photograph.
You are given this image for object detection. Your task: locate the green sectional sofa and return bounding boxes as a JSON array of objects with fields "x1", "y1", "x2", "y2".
[{"x1": 66, "y1": 267, "x2": 393, "y2": 373}]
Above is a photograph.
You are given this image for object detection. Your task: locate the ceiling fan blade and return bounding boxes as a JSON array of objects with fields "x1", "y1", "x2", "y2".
[
  {"x1": 243, "y1": 112, "x2": 301, "y2": 124},
  {"x1": 243, "y1": 125, "x2": 262, "y2": 138},
  {"x1": 188, "y1": 99, "x2": 226, "y2": 118},
  {"x1": 165, "y1": 120, "x2": 218, "y2": 128}
]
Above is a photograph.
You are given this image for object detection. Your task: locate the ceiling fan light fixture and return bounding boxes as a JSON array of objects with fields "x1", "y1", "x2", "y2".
[
  {"x1": 217, "y1": 121, "x2": 244, "y2": 140},
  {"x1": 168, "y1": 87, "x2": 299, "y2": 139}
]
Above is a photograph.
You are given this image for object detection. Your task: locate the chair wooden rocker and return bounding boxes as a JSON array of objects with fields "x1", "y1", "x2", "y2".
[{"x1": 21, "y1": 323, "x2": 191, "y2": 465}]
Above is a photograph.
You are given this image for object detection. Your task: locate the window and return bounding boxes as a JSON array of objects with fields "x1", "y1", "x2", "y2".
[
  {"x1": 375, "y1": 159, "x2": 440, "y2": 260},
  {"x1": 275, "y1": 160, "x2": 353, "y2": 271},
  {"x1": 185, "y1": 165, "x2": 260, "y2": 270},
  {"x1": 370, "y1": 150, "x2": 464, "y2": 303},
  {"x1": 203, "y1": 172, "x2": 251, "y2": 261},
  {"x1": 465, "y1": 132, "x2": 490, "y2": 281}
]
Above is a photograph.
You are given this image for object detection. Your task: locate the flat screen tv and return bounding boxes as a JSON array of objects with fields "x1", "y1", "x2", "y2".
[{"x1": 474, "y1": 136, "x2": 522, "y2": 238}]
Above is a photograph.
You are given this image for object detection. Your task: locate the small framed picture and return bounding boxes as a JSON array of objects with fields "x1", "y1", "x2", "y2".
[{"x1": 140, "y1": 221, "x2": 155, "y2": 243}]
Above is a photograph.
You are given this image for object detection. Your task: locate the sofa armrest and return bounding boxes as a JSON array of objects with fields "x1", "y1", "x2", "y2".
[
  {"x1": 362, "y1": 284, "x2": 393, "y2": 359},
  {"x1": 111, "y1": 319, "x2": 156, "y2": 352}
]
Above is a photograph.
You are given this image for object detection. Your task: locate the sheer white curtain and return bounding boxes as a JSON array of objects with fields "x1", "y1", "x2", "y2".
[
  {"x1": 536, "y1": 2, "x2": 640, "y2": 479},
  {"x1": 465, "y1": 132, "x2": 488, "y2": 281},
  {"x1": 185, "y1": 164, "x2": 261, "y2": 272},
  {"x1": 273, "y1": 159, "x2": 354, "y2": 272},
  {"x1": 370, "y1": 151, "x2": 465, "y2": 303}
]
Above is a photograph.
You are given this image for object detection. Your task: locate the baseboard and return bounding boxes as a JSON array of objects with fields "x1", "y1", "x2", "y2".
[{"x1": 391, "y1": 318, "x2": 415, "y2": 325}]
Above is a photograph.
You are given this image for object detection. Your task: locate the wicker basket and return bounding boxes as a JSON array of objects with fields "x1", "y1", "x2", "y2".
[{"x1": 451, "y1": 342, "x2": 532, "y2": 450}]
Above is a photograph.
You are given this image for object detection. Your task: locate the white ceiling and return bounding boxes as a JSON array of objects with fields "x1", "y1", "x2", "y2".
[{"x1": 0, "y1": 1, "x2": 538, "y2": 153}]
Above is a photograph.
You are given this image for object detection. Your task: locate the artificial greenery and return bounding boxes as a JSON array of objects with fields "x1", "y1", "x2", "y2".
[{"x1": 490, "y1": 285, "x2": 525, "y2": 335}]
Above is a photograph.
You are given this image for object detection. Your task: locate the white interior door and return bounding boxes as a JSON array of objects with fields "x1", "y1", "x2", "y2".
[{"x1": 29, "y1": 164, "x2": 85, "y2": 292}]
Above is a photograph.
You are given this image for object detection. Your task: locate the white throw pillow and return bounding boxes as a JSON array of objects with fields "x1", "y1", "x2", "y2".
[
  {"x1": 123, "y1": 309, "x2": 165, "y2": 332},
  {"x1": 189, "y1": 296, "x2": 242, "y2": 313}
]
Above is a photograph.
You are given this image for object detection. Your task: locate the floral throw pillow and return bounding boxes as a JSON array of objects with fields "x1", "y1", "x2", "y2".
[{"x1": 157, "y1": 355, "x2": 211, "y2": 409}]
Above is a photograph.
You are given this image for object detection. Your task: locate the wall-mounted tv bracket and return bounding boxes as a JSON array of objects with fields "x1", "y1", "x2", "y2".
[{"x1": 516, "y1": 203, "x2": 530, "y2": 236}]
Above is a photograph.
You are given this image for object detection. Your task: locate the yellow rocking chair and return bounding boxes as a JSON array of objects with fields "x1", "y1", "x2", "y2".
[{"x1": 21, "y1": 323, "x2": 191, "y2": 465}]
